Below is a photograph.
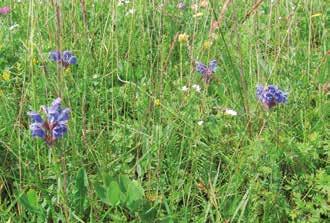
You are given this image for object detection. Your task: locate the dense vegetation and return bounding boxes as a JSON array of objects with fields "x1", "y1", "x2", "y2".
[{"x1": 0, "y1": 0, "x2": 328, "y2": 222}]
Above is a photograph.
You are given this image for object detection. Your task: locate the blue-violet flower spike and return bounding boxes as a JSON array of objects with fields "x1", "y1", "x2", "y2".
[
  {"x1": 49, "y1": 50, "x2": 77, "y2": 68},
  {"x1": 256, "y1": 84, "x2": 288, "y2": 109},
  {"x1": 195, "y1": 59, "x2": 217, "y2": 84},
  {"x1": 49, "y1": 51, "x2": 61, "y2": 62},
  {"x1": 27, "y1": 97, "x2": 70, "y2": 145}
]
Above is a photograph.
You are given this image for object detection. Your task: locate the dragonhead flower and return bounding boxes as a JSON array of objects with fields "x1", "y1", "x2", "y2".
[
  {"x1": 0, "y1": 6, "x2": 10, "y2": 15},
  {"x1": 49, "y1": 50, "x2": 77, "y2": 68},
  {"x1": 27, "y1": 97, "x2": 70, "y2": 145},
  {"x1": 195, "y1": 59, "x2": 217, "y2": 84},
  {"x1": 256, "y1": 84, "x2": 288, "y2": 109}
]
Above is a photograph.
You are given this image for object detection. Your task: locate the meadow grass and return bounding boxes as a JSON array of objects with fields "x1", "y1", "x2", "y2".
[{"x1": 0, "y1": 0, "x2": 329, "y2": 222}]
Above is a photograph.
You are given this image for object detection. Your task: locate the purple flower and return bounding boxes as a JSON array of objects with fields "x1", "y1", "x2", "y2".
[
  {"x1": 27, "y1": 98, "x2": 70, "y2": 145},
  {"x1": 0, "y1": 6, "x2": 10, "y2": 15},
  {"x1": 195, "y1": 59, "x2": 217, "y2": 84},
  {"x1": 49, "y1": 51, "x2": 61, "y2": 62},
  {"x1": 256, "y1": 84, "x2": 288, "y2": 109},
  {"x1": 49, "y1": 50, "x2": 77, "y2": 68}
]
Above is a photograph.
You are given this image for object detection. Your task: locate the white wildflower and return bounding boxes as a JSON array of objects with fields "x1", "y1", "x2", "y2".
[
  {"x1": 181, "y1": 85, "x2": 189, "y2": 92},
  {"x1": 192, "y1": 84, "x2": 201, "y2": 93},
  {"x1": 224, "y1": 109, "x2": 237, "y2": 116}
]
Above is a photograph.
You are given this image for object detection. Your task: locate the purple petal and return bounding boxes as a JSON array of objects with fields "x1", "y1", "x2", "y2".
[
  {"x1": 49, "y1": 51, "x2": 62, "y2": 62},
  {"x1": 265, "y1": 93, "x2": 274, "y2": 102},
  {"x1": 27, "y1": 111, "x2": 44, "y2": 123},
  {"x1": 68, "y1": 56, "x2": 77, "y2": 65},
  {"x1": 30, "y1": 123, "x2": 46, "y2": 139},
  {"x1": 267, "y1": 85, "x2": 277, "y2": 94},
  {"x1": 57, "y1": 108, "x2": 70, "y2": 122},
  {"x1": 63, "y1": 51, "x2": 73, "y2": 62},
  {"x1": 208, "y1": 60, "x2": 217, "y2": 72},
  {"x1": 50, "y1": 97, "x2": 62, "y2": 111},
  {"x1": 41, "y1": 98, "x2": 61, "y2": 123},
  {"x1": 47, "y1": 110, "x2": 60, "y2": 124},
  {"x1": 275, "y1": 90, "x2": 288, "y2": 103},
  {"x1": 196, "y1": 61, "x2": 208, "y2": 75},
  {"x1": 52, "y1": 123, "x2": 68, "y2": 139},
  {"x1": 256, "y1": 85, "x2": 264, "y2": 101}
]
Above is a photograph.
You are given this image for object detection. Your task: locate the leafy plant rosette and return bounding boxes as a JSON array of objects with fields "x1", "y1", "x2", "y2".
[{"x1": 94, "y1": 174, "x2": 157, "y2": 221}]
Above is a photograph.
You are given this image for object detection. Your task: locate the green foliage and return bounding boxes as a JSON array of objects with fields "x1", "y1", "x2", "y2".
[
  {"x1": 19, "y1": 189, "x2": 44, "y2": 215},
  {"x1": 95, "y1": 174, "x2": 157, "y2": 222},
  {"x1": 73, "y1": 167, "x2": 89, "y2": 214},
  {"x1": 0, "y1": 0, "x2": 328, "y2": 222}
]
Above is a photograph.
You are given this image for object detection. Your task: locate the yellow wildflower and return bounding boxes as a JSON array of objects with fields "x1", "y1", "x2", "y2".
[
  {"x1": 32, "y1": 58, "x2": 38, "y2": 65},
  {"x1": 154, "y1": 99, "x2": 161, "y2": 106},
  {"x1": 64, "y1": 67, "x2": 71, "y2": 75},
  {"x1": 178, "y1": 33, "x2": 189, "y2": 43},
  {"x1": 203, "y1": 40, "x2": 212, "y2": 50},
  {"x1": 0, "y1": 89, "x2": 3, "y2": 96},
  {"x1": 146, "y1": 193, "x2": 163, "y2": 202},
  {"x1": 2, "y1": 70, "x2": 10, "y2": 81}
]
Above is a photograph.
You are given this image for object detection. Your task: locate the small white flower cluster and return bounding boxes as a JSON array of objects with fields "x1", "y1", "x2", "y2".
[
  {"x1": 192, "y1": 84, "x2": 201, "y2": 92},
  {"x1": 224, "y1": 109, "x2": 237, "y2": 116},
  {"x1": 181, "y1": 84, "x2": 201, "y2": 93},
  {"x1": 197, "y1": 120, "x2": 204, "y2": 126},
  {"x1": 181, "y1": 85, "x2": 189, "y2": 92},
  {"x1": 118, "y1": 0, "x2": 130, "y2": 6}
]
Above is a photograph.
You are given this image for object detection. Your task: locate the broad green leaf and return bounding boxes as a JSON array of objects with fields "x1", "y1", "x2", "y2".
[
  {"x1": 19, "y1": 189, "x2": 42, "y2": 214},
  {"x1": 118, "y1": 175, "x2": 131, "y2": 193},
  {"x1": 127, "y1": 180, "x2": 144, "y2": 204},
  {"x1": 107, "y1": 180, "x2": 122, "y2": 206},
  {"x1": 138, "y1": 201, "x2": 157, "y2": 223},
  {"x1": 95, "y1": 184, "x2": 109, "y2": 205},
  {"x1": 104, "y1": 174, "x2": 115, "y2": 187}
]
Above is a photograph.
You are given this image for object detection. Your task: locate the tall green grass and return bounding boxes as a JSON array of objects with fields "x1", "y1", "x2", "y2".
[{"x1": 0, "y1": 0, "x2": 328, "y2": 222}]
